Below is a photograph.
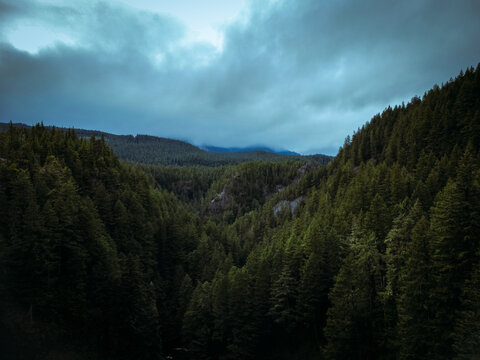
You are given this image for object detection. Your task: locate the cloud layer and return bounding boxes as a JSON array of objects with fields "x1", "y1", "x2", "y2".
[{"x1": 1, "y1": 0, "x2": 479, "y2": 154}]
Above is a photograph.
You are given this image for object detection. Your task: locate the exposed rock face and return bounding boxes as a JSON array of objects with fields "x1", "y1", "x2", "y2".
[
  {"x1": 273, "y1": 200, "x2": 289, "y2": 216},
  {"x1": 207, "y1": 162, "x2": 314, "y2": 215},
  {"x1": 289, "y1": 196, "x2": 305, "y2": 212},
  {"x1": 210, "y1": 186, "x2": 230, "y2": 213},
  {"x1": 297, "y1": 163, "x2": 316, "y2": 175},
  {"x1": 273, "y1": 196, "x2": 305, "y2": 216},
  {"x1": 293, "y1": 162, "x2": 318, "y2": 183}
]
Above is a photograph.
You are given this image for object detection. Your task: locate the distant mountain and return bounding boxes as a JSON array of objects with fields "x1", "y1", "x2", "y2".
[
  {"x1": 202, "y1": 145, "x2": 300, "y2": 156},
  {"x1": 2, "y1": 65, "x2": 480, "y2": 360},
  {"x1": 0, "y1": 122, "x2": 332, "y2": 166}
]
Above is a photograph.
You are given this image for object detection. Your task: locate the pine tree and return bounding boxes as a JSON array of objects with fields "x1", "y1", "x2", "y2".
[
  {"x1": 397, "y1": 216, "x2": 434, "y2": 359},
  {"x1": 297, "y1": 219, "x2": 339, "y2": 350},
  {"x1": 268, "y1": 234, "x2": 302, "y2": 330},
  {"x1": 453, "y1": 260, "x2": 480, "y2": 359},
  {"x1": 323, "y1": 231, "x2": 384, "y2": 360},
  {"x1": 428, "y1": 151, "x2": 480, "y2": 357},
  {"x1": 182, "y1": 281, "x2": 214, "y2": 359},
  {"x1": 383, "y1": 200, "x2": 424, "y2": 351}
]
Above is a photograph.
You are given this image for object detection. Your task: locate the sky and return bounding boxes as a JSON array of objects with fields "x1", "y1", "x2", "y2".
[{"x1": 0, "y1": 0, "x2": 479, "y2": 155}]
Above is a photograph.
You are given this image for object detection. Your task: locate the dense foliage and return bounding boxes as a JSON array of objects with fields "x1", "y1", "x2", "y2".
[
  {"x1": 1, "y1": 64, "x2": 479, "y2": 359},
  {"x1": 140, "y1": 160, "x2": 310, "y2": 221},
  {"x1": 0, "y1": 126, "x2": 202, "y2": 359},
  {"x1": 0, "y1": 123, "x2": 332, "y2": 167},
  {"x1": 105, "y1": 135, "x2": 331, "y2": 167}
]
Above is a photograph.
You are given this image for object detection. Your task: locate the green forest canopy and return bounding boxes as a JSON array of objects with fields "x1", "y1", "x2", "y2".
[
  {"x1": 0, "y1": 123, "x2": 332, "y2": 167},
  {"x1": 0, "y1": 64, "x2": 479, "y2": 359}
]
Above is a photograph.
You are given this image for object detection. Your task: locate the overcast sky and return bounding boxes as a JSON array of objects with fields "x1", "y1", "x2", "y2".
[{"x1": 0, "y1": 0, "x2": 479, "y2": 154}]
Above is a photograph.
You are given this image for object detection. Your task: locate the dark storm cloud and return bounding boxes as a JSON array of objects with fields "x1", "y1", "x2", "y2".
[{"x1": 0, "y1": 0, "x2": 479, "y2": 154}]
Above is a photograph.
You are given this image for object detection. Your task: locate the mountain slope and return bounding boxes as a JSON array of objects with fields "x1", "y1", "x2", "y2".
[
  {"x1": 0, "y1": 64, "x2": 479, "y2": 360},
  {"x1": 0, "y1": 123, "x2": 332, "y2": 166},
  {"x1": 175, "y1": 64, "x2": 480, "y2": 359},
  {"x1": 202, "y1": 145, "x2": 300, "y2": 155},
  {"x1": 0, "y1": 124, "x2": 204, "y2": 359}
]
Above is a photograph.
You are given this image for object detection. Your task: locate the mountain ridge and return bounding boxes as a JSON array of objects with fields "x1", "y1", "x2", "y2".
[
  {"x1": 0, "y1": 122, "x2": 332, "y2": 166},
  {"x1": 0, "y1": 64, "x2": 479, "y2": 360},
  {"x1": 201, "y1": 145, "x2": 300, "y2": 156}
]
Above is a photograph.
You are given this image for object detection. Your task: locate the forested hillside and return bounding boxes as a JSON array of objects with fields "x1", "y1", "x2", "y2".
[
  {"x1": 201, "y1": 145, "x2": 299, "y2": 155},
  {"x1": 0, "y1": 123, "x2": 332, "y2": 167},
  {"x1": 140, "y1": 160, "x2": 316, "y2": 221},
  {"x1": 1, "y1": 65, "x2": 479, "y2": 360},
  {"x1": 0, "y1": 125, "x2": 203, "y2": 359}
]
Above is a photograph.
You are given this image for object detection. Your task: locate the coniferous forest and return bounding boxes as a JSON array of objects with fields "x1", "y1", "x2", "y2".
[
  {"x1": 0, "y1": 123, "x2": 332, "y2": 167},
  {"x1": 1, "y1": 65, "x2": 479, "y2": 359}
]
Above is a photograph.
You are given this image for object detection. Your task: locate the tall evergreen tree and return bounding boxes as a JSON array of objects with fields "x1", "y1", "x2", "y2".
[{"x1": 397, "y1": 216, "x2": 434, "y2": 359}]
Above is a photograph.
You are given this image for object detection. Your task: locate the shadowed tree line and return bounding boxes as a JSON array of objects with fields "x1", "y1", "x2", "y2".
[{"x1": 0, "y1": 64, "x2": 479, "y2": 359}]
